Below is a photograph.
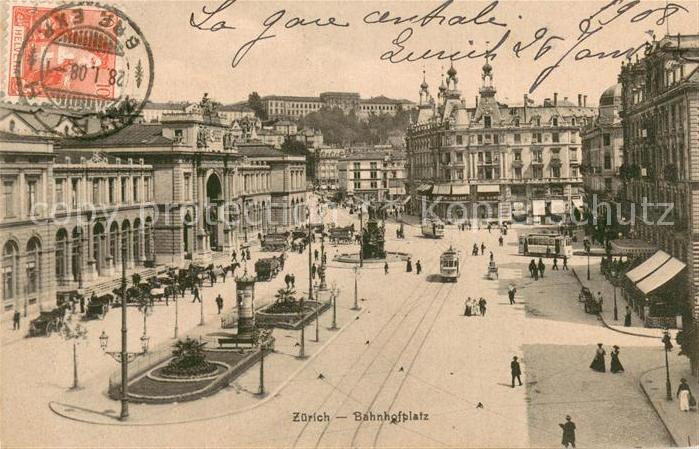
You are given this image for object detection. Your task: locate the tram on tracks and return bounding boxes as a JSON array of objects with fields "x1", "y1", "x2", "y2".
[{"x1": 440, "y1": 246, "x2": 460, "y2": 282}]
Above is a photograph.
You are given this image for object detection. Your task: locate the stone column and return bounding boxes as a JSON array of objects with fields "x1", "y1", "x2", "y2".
[{"x1": 85, "y1": 222, "x2": 97, "y2": 281}]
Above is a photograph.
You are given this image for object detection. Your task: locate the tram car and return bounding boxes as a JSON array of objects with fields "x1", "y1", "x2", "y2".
[
  {"x1": 440, "y1": 247, "x2": 460, "y2": 282},
  {"x1": 421, "y1": 220, "x2": 445, "y2": 238}
]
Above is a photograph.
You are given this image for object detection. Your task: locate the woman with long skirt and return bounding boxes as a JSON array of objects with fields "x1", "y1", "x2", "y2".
[
  {"x1": 610, "y1": 345, "x2": 624, "y2": 373},
  {"x1": 464, "y1": 297, "x2": 472, "y2": 317},
  {"x1": 624, "y1": 306, "x2": 632, "y2": 327},
  {"x1": 677, "y1": 378, "x2": 692, "y2": 412},
  {"x1": 590, "y1": 343, "x2": 606, "y2": 372}
]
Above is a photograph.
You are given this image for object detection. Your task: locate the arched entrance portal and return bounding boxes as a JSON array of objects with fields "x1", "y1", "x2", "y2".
[{"x1": 206, "y1": 173, "x2": 223, "y2": 250}]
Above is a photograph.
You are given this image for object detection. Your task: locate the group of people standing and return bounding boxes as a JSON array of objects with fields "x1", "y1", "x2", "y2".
[
  {"x1": 464, "y1": 297, "x2": 487, "y2": 317},
  {"x1": 589, "y1": 343, "x2": 624, "y2": 373},
  {"x1": 406, "y1": 258, "x2": 422, "y2": 274}
]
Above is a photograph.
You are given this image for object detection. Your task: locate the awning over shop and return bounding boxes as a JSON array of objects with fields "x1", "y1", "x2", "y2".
[
  {"x1": 636, "y1": 256, "x2": 686, "y2": 295},
  {"x1": 477, "y1": 184, "x2": 500, "y2": 193},
  {"x1": 451, "y1": 185, "x2": 470, "y2": 195},
  {"x1": 416, "y1": 184, "x2": 432, "y2": 193},
  {"x1": 611, "y1": 239, "x2": 657, "y2": 257},
  {"x1": 389, "y1": 186, "x2": 406, "y2": 195},
  {"x1": 550, "y1": 200, "x2": 566, "y2": 214},
  {"x1": 433, "y1": 185, "x2": 451, "y2": 195},
  {"x1": 532, "y1": 200, "x2": 546, "y2": 216},
  {"x1": 626, "y1": 250, "x2": 671, "y2": 283}
]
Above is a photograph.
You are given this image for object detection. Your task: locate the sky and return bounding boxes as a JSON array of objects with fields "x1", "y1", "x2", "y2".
[{"x1": 5, "y1": 0, "x2": 699, "y2": 107}]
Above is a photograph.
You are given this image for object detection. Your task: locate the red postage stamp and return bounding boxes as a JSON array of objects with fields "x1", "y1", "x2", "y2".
[{"x1": 8, "y1": 5, "x2": 119, "y2": 101}]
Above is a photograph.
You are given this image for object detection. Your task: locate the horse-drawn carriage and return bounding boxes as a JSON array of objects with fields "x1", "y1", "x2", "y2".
[
  {"x1": 487, "y1": 261, "x2": 499, "y2": 280},
  {"x1": 85, "y1": 294, "x2": 112, "y2": 319},
  {"x1": 28, "y1": 305, "x2": 69, "y2": 336},
  {"x1": 329, "y1": 226, "x2": 354, "y2": 244},
  {"x1": 262, "y1": 233, "x2": 290, "y2": 252},
  {"x1": 255, "y1": 257, "x2": 281, "y2": 281}
]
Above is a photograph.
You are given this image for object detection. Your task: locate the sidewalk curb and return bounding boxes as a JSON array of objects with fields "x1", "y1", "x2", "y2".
[
  {"x1": 638, "y1": 365, "x2": 680, "y2": 447},
  {"x1": 572, "y1": 268, "x2": 662, "y2": 340},
  {"x1": 48, "y1": 308, "x2": 367, "y2": 427}
]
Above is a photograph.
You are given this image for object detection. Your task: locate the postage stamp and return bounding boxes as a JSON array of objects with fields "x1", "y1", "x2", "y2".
[{"x1": 7, "y1": 1, "x2": 153, "y2": 131}]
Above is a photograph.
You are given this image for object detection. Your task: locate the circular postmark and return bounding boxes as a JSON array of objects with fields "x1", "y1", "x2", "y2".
[{"x1": 13, "y1": 1, "x2": 154, "y2": 138}]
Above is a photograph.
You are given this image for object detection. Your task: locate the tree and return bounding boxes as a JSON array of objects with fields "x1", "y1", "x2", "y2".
[
  {"x1": 247, "y1": 92, "x2": 267, "y2": 120},
  {"x1": 61, "y1": 314, "x2": 88, "y2": 390},
  {"x1": 274, "y1": 287, "x2": 297, "y2": 305}
]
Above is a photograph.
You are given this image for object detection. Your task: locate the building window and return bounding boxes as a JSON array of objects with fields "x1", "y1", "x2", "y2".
[
  {"x1": 551, "y1": 148, "x2": 561, "y2": 160},
  {"x1": 353, "y1": 162, "x2": 360, "y2": 170},
  {"x1": 603, "y1": 133, "x2": 611, "y2": 146},
  {"x1": 533, "y1": 133, "x2": 542, "y2": 143},
  {"x1": 514, "y1": 133, "x2": 521, "y2": 143},
  {"x1": 370, "y1": 181, "x2": 378, "y2": 189},
  {"x1": 532, "y1": 166, "x2": 543, "y2": 179},
  {"x1": 354, "y1": 181, "x2": 361, "y2": 190},
  {"x1": 514, "y1": 150, "x2": 522, "y2": 161},
  {"x1": 572, "y1": 166, "x2": 579, "y2": 178},
  {"x1": 604, "y1": 153, "x2": 612, "y2": 170},
  {"x1": 552, "y1": 117, "x2": 559, "y2": 126},
  {"x1": 183, "y1": 174, "x2": 191, "y2": 201},
  {"x1": 92, "y1": 179, "x2": 100, "y2": 205},
  {"x1": 353, "y1": 171, "x2": 360, "y2": 180},
  {"x1": 484, "y1": 116, "x2": 492, "y2": 128},
  {"x1": 133, "y1": 178, "x2": 139, "y2": 202},
  {"x1": 71, "y1": 179, "x2": 79, "y2": 208},
  {"x1": 533, "y1": 150, "x2": 543, "y2": 162},
  {"x1": 26, "y1": 178, "x2": 38, "y2": 215},
  {"x1": 2, "y1": 241, "x2": 18, "y2": 301},
  {"x1": 108, "y1": 178, "x2": 115, "y2": 204},
  {"x1": 551, "y1": 166, "x2": 561, "y2": 178},
  {"x1": 477, "y1": 134, "x2": 483, "y2": 144},
  {"x1": 121, "y1": 178, "x2": 128, "y2": 203},
  {"x1": 570, "y1": 148, "x2": 578, "y2": 161},
  {"x1": 25, "y1": 238, "x2": 41, "y2": 295},
  {"x1": 55, "y1": 179, "x2": 64, "y2": 204},
  {"x1": 514, "y1": 167, "x2": 522, "y2": 179},
  {"x1": 144, "y1": 177, "x2": 151, "y2": 201},
  {"x1": 493, "y1": 134, "x2": 499, "y2": 144},
  {"x1": 552, "y1": 132, "x2": 560, "y2": 143},
  {"x1": 3, "y1": 179, "x2": 16, "y2": 218},
  {"x1": 456, "y1": 135, "x2": 463, "y2": 145}
]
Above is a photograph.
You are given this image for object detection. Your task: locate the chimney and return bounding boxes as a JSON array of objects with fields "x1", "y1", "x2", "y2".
[
  {"x1": 583, "y1": 95, "x2": 587, "y2": 107},
  {"x1": 553, "y1": 93, "x2": 558, "y2": 106},
  {"x1": 523, "y1": 94, "x2": 528, "y2": 122},
  {"x1": 578, "y1": 94, "x2": 582, "y2": 106},
  {"x1": 475, "y1": 96, "x2": 479, "y2": 107}
]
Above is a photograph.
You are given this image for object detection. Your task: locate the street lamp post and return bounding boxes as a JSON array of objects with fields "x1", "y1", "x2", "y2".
[
  {"x1": 329, "y1": 284, "x2": 339, "y2": 330},
  {"x1": 174, "y1": 294, "x2": 179, "y2": 338},
  {"x1": 352, "y1": 264, "x2": 361, "y2": 311},
  {"x1": 613, "y1": 273, "x2": 618, "y2": 321},
  {"x1": 586, "y1": 247, "x2": 591, "y2": 281},
  {"x1": 663, "y1": 328, "x2": 673, "y2": 401},
  {"x1": 359, "y1": 204, "x2": 364, "y2": 268}
]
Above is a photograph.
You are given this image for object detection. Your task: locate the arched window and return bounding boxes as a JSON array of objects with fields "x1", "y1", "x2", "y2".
[
  {"x1": 9, "y1": 120, "x2": 16, "y2": 132},
  {"x1": 133, "y1": 219, "x2": 142, "y2": 264},
  {"x1": 144, "y1": 217, "x2": 153, "y2": 260},
  {"x1": 2, "y1": 241, "x2": 19, "y2": 301},
  {"x1": 26, "y1": 237, "x2": 41, "y2": 295},
  {"x1": 109, "y1": 222, "x2": 119, "y2": 263}
]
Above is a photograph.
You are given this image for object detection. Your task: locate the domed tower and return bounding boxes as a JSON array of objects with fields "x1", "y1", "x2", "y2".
[
  {"x1": 445, "y1": 62, "x2": 461, "y2": 100},
  {"x1": 599, "y1": 83, "x2": 622, "y2": 123},
  {"x1": 419, "y1": 69, "x2": 430, "y2": 106}
]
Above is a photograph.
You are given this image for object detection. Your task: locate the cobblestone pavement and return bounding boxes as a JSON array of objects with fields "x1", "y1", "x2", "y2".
[{"x1": 1, "y1": 204, "x2": 682, "y2": 448}]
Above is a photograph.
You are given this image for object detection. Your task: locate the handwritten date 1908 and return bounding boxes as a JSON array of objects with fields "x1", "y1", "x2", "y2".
[{"x1": 189, "y1": 0, "x2": 349, "y2": 68}]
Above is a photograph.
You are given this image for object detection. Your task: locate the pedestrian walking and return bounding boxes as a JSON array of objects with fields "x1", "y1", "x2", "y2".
[
  {"x1": 562, "y1": 254, "x2": 568, "y2": 270},
  {"x1": 416, "y1": 260, "x2": 422, "y2": 274},
  {"x1": 232, "y1": 250, "x2": 237, "y2": 261},
  {"x1": 677, "y1": 378, "x2": 693, "y2": 412},
  {"x1": 559, "y1": 415, "x2": 576, "y2": 448},
  {"x1": 537, "y1": 258, "x2": 545, "y2": 278},
  {"x1": 510, "y1": 356, "x2": 522, "y2": 387},
  {"x1": 384, "y1": 262, "x2": 389, "y2": 275},
  {"x1": 624, "y1": 306, "x2": 632, "y2": 327},
  {"x1": 498, "y1": 235, "x2": 503, "y2": 247},
  {"x1": 478, "y1": 297, "x2": 487, "y2": 316},
  {"x1": 596, "y1": 291, "x2": 603, "y2": 312},
  {"x1": 406, "y1": 258, "x2": 413, "y2": 273},
  {"x1": 314, "y1": 249, "x2": 319, "y2": 261},
  {"x1": 552, "y1": 256, "x2": 559, "y2": 270},
  {"x1": 311, "y1": 264, "x2": 317, "y2": 279},
  {"x1": 290, "y1": 273, "x2": 296, "y2": 288},
  {"x1": 489, "y1": 251, "x2": 494, "y2": 262},
  {"x1": 480, "y1": 243, "x2": 486, "y2": 255},
  {"x1": 589, "y1": 343, "x2": 606, "y2": 372},
  {"x1": 487, "y1": 223, "x2": 492, "y2": 234},
  {"x1": 508, "y1": 284, "x2": 517, "y2": 305},
  {"x1": 12, "y1": 310, "x2": 20, "y2": 330},
  {"x1": 472, "y1": 244, "x2": 479, "y2": 256},
  {"x1": 192, "y1": 285, "x2": 201, "y2": 303},
  {"x1": 215, "y1": 294, "x2": 223, "y2": 314},
  {"x1": 471, "y1": 297, "x2": 479, "y2": 316},
  {"x1": 610, "y1": 345, "x2": 624, "y2": 373},
  {"x1": 246, "y1": 249, "x2": 251, "y2": 260},
  {"x1": 529, "y1": 259, "x2": 537, "y2": 278},
  {"x1": 545, "y1": 246, "x2": 551, "y2": 259},
  {"x1": 464, "y1": 297, "x2": 472, "y2": 317}
]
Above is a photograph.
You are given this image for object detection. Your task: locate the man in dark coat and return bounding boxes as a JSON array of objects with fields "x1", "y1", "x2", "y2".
[
  {"x1": 562, "y1": 254, "x2": 568, "y2": 270},
  {"x1": 311, "y1": 264, "x2": 317, "y2": 279},
  {"x1": 508, "y1": 285, "x2": 517, "y2": 305},
  {"x1": 215, "y1": 294, "x2": 223, "y2": 314},
  {"x1": 511, "y1": 356, "x2": 522, "y2": 387},
  {"x1": 12, "y1": 310, "x2": 20, "y2": 330},
  {"x1": 559, "y1": 415, "x2": 576, "y2": 448},
  {"x1": 416, "y1": 260, "x2": 422, "y2": 274},
  {"x1": 480, "y1": 243, "x2": 486, "y2": 255},
  {"x1": 537, "y1": 258, "x2": 545, "y2": 278},
  {"x1": 552, "y1": 256, "x2": 559, "y2": 270}
]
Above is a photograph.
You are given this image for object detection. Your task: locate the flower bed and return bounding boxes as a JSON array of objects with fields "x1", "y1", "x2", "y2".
[
  {"x1": 256, "y1": 300, "x2": 331, "y2": 330},
  {"x1": 157, "y1": 361, "x2": 220, "y2": 379}
]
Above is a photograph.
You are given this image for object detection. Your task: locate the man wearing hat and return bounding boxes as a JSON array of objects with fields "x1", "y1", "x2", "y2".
[
  {"x1": 559, "y1": 415, "x2": 576, "y2": 448},
  {"x1": 510, "y1": 356, "x2": 522, "y2": 388}
]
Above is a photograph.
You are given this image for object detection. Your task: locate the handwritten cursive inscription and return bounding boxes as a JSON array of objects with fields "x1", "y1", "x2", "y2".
[{"x1": 189, "y1": 0, "x2": 691, "y2": 93}]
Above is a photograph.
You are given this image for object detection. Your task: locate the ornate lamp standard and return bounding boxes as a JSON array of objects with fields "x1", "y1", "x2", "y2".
[
  {"x1": 662, "y1": 328, "x2": 673, "y2": 401},
  {"x1": 352, "y1": 264, "x2": 361, "y2": 311},
  {"x1": 328, "y1": 283, "x2": 340, "y2": 331},
  {"x1": 586, "y1": 246, "x2": 591, "y2": 281},
  {"x1": 98, "y1": 246, "x2": 149, "y2": 421}
]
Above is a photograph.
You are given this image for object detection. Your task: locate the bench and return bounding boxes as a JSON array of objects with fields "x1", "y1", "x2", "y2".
[{"x1": 217, "y1": 336, "x2": 255, "y2": 348}]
